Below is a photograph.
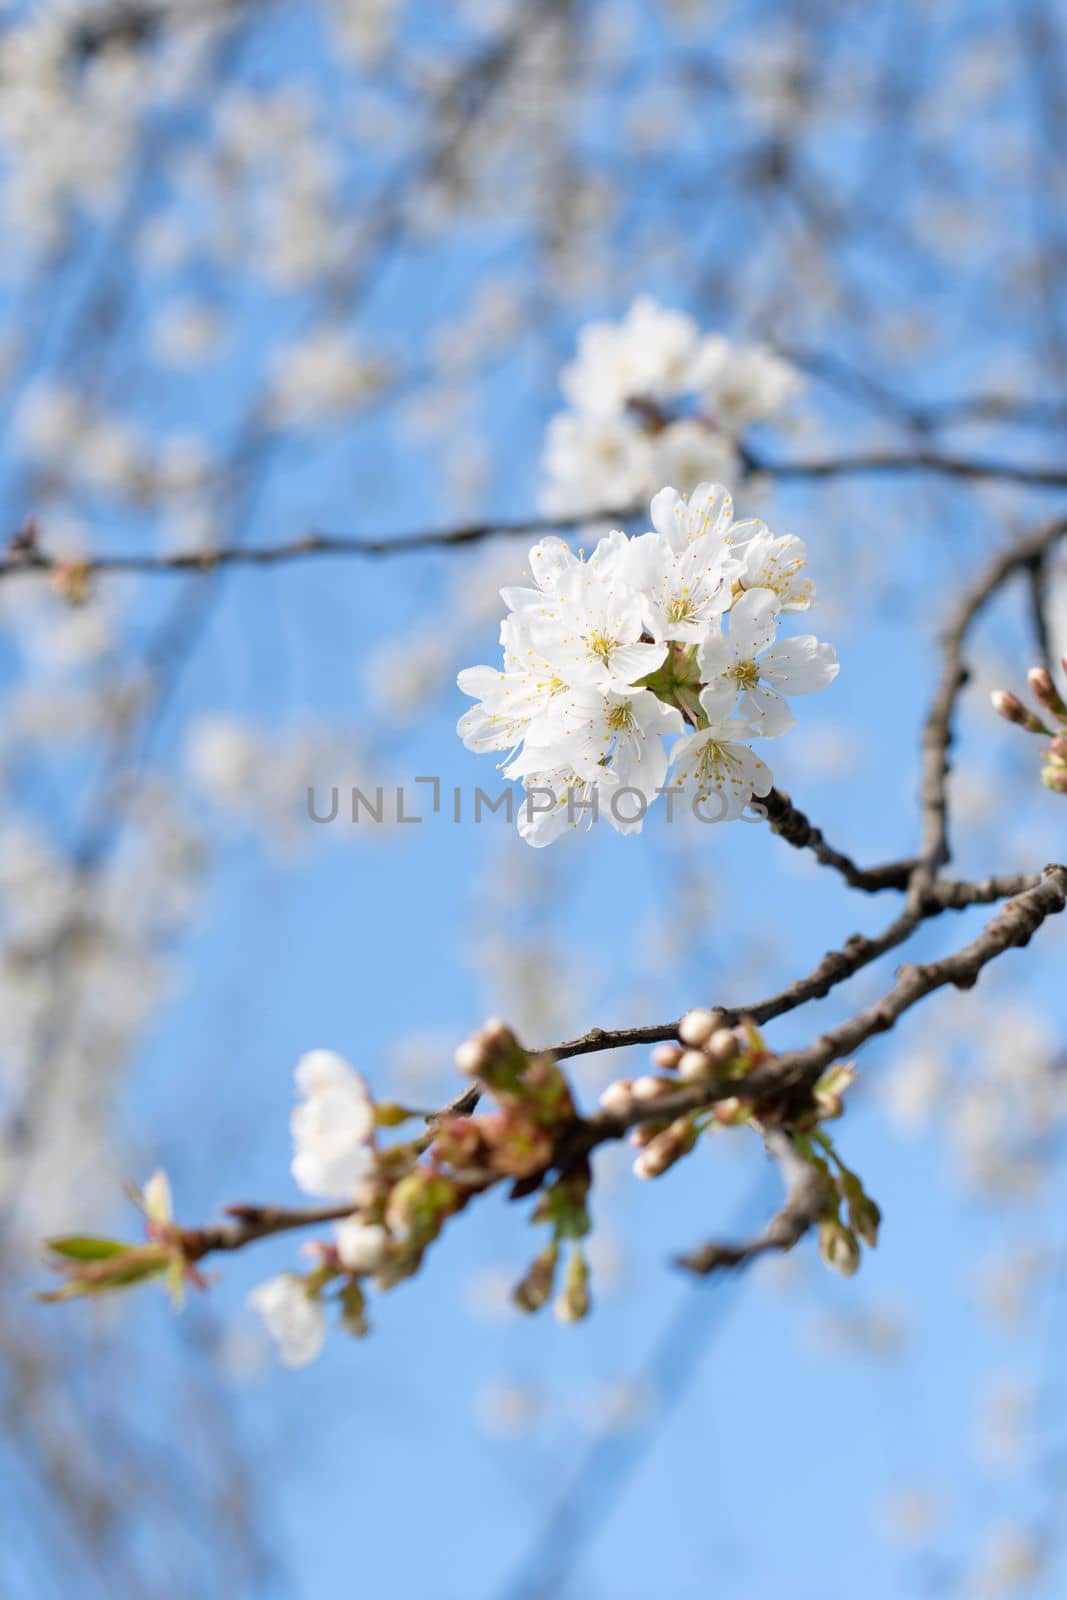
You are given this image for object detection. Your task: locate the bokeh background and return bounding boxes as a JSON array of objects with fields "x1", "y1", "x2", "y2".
[{"x1": 1, "y1": 1, "x2": 1067, "y2": 1596}]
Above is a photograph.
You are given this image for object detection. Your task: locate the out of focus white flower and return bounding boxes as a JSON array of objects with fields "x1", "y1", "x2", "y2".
[
  {"x1": 474, "y1": 1379, "x2": 542, "y2": 1437},
  {"x1": 877, "y1": 1486, "x2": 941, "y2": 1546},
  {"x1": 152, "y1": 300, "x2": 224, "y2": 367},
  {"x1": 540, "y1": 299, "x2": 802, "y2": 514},
  {"x1": 692, "y1": 337, "x2": 803, "y2": 430},
  {"x1": 17, "y1": 381, "x2": 84, "y2": 459},
  {"x1": 884, "y1": 1049, "x2": 946, "y2": 1131},
  {"x1": 268, "y1": 329, "x2": 388, "y2": 426},
  {"x1": 248, "y1": 1274, "x2": 326, "y2": 1367},
  {"x1": 973, "y1": 1525, "x2": 1045, "y2": 1595},
  {"x1": 334, "y1": 1218, "x2": 390, "y2": 1274},
  {"x1": 540, "y1": 410, "x2": 652, "y2": 517},
  {"x1": 186, "y1": 717, "x2": 262, "y2": 807},
  {"x1": 560, "y1": 296, "x2": 701, "y2": 416},
  {"x1": 290, "y1": 1050, "x2": 376, "y2": 1197},
  {"x1": 650, "y1": 418, "x2": 739, "y2": 496}
]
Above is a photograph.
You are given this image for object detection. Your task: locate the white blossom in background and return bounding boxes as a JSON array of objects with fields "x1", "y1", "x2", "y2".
[
  {"x1": 248, "y1": 1274, "x2": 326, "y2": 1368},
  {"x1": 474, "y1": 1379, "x2": 543, "y2": 1438},
  {"x1": 540, "y1": 297, "x2": 803, "y2": 515},
  {"x1": 457, "y1": 481, "x2": 835, "y2": 845},
  {"x1": 972, "y1": 1525, "x2": 1046, "y2": 1595},
  {"x1": 151, "y1": 300, "x2": 224, "y2": 368},
  {"x1": 290, "y1": 1050, "x2": 376, "y2": 1197},
  {"x1": 186, "y1": 715, "x2": 383, "y2": 850},
  {"x1": 267, "y1": 328, "x2": 390, "y2": 428}
]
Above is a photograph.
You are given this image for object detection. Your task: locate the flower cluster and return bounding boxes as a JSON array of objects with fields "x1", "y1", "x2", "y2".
[
  {"x1": 540, "y1": 297, "x2": 802, "y2": 516},
  {"x1": 991, "y1": 657, "x2": 1067, "y2": 795},
  {"x1": 457, "y1": 482, "x2": 838, "y2": 845}
]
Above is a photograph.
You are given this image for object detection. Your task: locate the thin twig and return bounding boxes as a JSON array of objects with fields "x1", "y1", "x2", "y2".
[{"x1": 676, "y1": 1132, "x2": 831, "y2": 1274}]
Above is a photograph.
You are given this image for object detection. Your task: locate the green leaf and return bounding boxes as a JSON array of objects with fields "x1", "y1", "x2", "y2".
[
  {"x1": 46, "y1": 1236, "x2": 128, "y2": 1263},
  {"x1": 38, "y1": 1258, "x2": 169, "y2": 1302}
]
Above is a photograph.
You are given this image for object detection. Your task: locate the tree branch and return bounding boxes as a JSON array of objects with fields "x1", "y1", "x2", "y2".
[{"x1": 675, "y1": 1132, "x2": 830, "y2": 1274}]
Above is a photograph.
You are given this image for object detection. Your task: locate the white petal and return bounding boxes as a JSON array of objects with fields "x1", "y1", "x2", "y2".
[
  {"x1": 727, "y1": 587, "x2": 780, "y2": 659},
  {"x1": 739, "y1": 683, "x2": 796, "y2": 737},
  {"x1": 760, "y1": 638, "x2": 840, "y2": 694}
]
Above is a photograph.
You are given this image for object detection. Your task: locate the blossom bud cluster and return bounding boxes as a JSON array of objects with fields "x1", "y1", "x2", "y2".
[
  {"x1": 598, "y1": 1011, "x2": 772, "y2": 1180},
  {"x1": 991, "y1": 657, "x2": 1067, "y2": 796},
  {"x1": 539, "y1": 297, "x2": 802, "y2": 516},
  {"x1": 458, "y1": 481, "x2": 837, "y2": 846}
]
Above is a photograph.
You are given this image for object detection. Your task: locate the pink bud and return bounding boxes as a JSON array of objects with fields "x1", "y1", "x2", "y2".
[
  {"x1": 678, "y1": 1049, "x2": 713, "y2": 1080},
  {"x1": 598, "y1": 1080, "x2": 634, "y2": 1116},
  {"x1": 706, "y1": 1028, "x2": 741, "y2": 1065},
  {"x1": 678, "y1": 1009, "x2": 717, "y2": 1047},
  {"x1": 991, "y1": 690, "x2": 1027, "y2": 725},
  {"x1": 1028, "y1": 667, "x2": 1067, "y2": 718}
]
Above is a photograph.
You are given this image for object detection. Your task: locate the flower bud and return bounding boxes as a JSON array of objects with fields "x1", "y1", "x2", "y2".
[
  {"x1": 651, "y1": 1043, "x2": 683, "y2": 1071},
  {"x1": 599, "y1": 1079, "x2": 634, "y2": 1115},
  {"x1": 818, "y1": 1219, "x2": 861, "y2": 1277},
  {"x1": 706, "y1": 1028, "x2": 740, "y2": 1066},
  {"x1": 513, "y1": 1242, "x2": 558, "y2": 1313},
  {"x1": 1048, "y1": 734, "x2": 1067, "y2": 763},
  {"x1": 629, "y1": 1117, "x2": 670, "y2": 1148},
  {"x1": 847, "y1": 1192, "x2": 882, "y2": 1248},
  {"x1": 1042, "y1": 764, "x2": 1067, "y2": 795},
  {"x1": 454, "y1": 1019, "x2": 527, "y2": 1089},
  {"x1": 335, "y1": 1219, "x2": 391, "y2": 1275},
  {"x1": 678, "y1": 1048, "x2": 714, "y2": 1081},
  {"x1": 991, "y1": 689, "x2": 1027, "y2": 725},
  {"x1": 340, "y1": 1279, "x2": 370, "y2": 1337},
  {"x1": 678, "y1": 1009, "x2": 717, "y2": 1047},
  {"x1": 1028, "y1": 667, "x2": 1067, "y2": 720},
  {"x1": 991, "y1": 690, "x2": 1048, "y2": 734},
  {"x1": 554, "y1": 1248, "x2": 590, "y2": 1324},
  {"x1": 632, "y1": 1116, "x2": 698, "y2": 1179},
  {"x1": 631, "y1": 1074, "x2": 672, "y2": 1101}
]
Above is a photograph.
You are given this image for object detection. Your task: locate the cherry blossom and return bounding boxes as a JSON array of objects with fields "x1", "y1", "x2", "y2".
[
  {"x1": 248, "y1": 1274, "x2": 326, "y2": 1368},
  {"x1": 698, "y1": 589, "x2": 839, "y2": 736},
  {"x1": 290, "y1": 1050, "x2": 377, "y2": 1197},
  {"x1": 457, "y1": 481, "x2": 833, "y2": 843}
]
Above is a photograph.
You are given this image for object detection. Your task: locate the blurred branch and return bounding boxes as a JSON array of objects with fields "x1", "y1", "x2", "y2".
[
  {"x1": 9, "y1": 464, "x2": 1067, "y2": 586},
  {"x1": 676, "y1": 1131, "x2": 831, "y2": 1274}
]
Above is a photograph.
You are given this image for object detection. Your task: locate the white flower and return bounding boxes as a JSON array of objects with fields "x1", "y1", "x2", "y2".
[
  {"x1": 268, "y1": 330, "x2": 388, "y2": 427},
  {"x1": 668, "y1": 705, "x2": 774, "y2": 820},
  {"x1": 698, "y1": 588, "x2": 838, "y2": 736},
  {"x1": 523, "y1": 560, "x2": 666, "y2": 697},
  {"x1": 539, "y1": 411, "x2": 651, "y2": 516},
  {"x1": 560, "y1": 296, "x2": 700, "y2": 416},
  {"x1": 290, "y1": 1049, "x2": 376, "y2": 1197},
  {"x1": 248, "y1": 1274, "x2": 326, "y2": 1367},
  {"x1": 456, "y1": 612, "x2": 568, "y2": 756},
  {"x1": 141, "y1": 1169, "x2": 173, "y2": 1226},
  {"x1": 731, "y1": 523, "x2": 816, "y2": 611},
  {"x1": 621, "y1": 482, "x2": 739, "y2": 641},
  {"x1": 650, "y1": 419, "x2": 740, "y2": 496},
  {"x1": 692, "y1": 337, "x2": 802, "y2": 430},
  {"x1": 514, "y1": 765, "x2": 617, "y2": 848},
  {"x1": 506, "y1": 687, "x2": 682, "y2": 828},
  {"x1": 335, "y1": 1218, "x2": 391, "y2": 1274}
]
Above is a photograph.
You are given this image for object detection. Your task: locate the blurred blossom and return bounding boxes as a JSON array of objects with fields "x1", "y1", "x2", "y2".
[{"x1": 474, "y1": 1379, "x2": 543, "y2": 1438}]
